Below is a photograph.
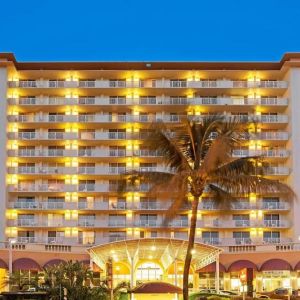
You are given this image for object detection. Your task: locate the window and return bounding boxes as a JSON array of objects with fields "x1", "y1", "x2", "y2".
[
  {"x1": 140, "y1": 214, "x2": 157, "y2": 226},
  {"x1": 48, "y1": 231, "x2": 64, "y2": 243},
  {"x1": 233, "y1": 214, "x2": 250, "y2": 227},
  {"x1": 47, "y1": 197, "x2": 65, "y2": 209},
  {"x1": 262, "y1": 197, "x2": 280, "y2": 209},
  {"x1": 78, "y1": 231, "x2": 95, "y2": 245},
  {"x1": 170, "y1": 80, "x2": 187, "y2": 88},
  {"x1": 78, "y1": 214, "x2": 95, "y2": 226},
  {"x1": 140, "y1": 197, "x2": 157, "y2": 209},
  {"x1": 263, "y1": 231, "x2": 280, "y2": 243},
  {"x1": 48, "y1": 214, "x2": 64, "y2": 226},
  {"x1": 202, "y1": 231, "x2": 219, "y2": 244},
  {"x1": 233, "y1": 231, "x2": 251, "y2": 244},
  {"x1": 174, "y1": 231, "x2": 188, "y2": 240},
  {"x1": 17, "y1": 231, "x2": 35, "y2": 243},
  {"x1": 18, "y1": 214, "x2": 35, "y2": 226},
  {"x1": 108, "y1": 214, "x2": 126, "y2": 226},
  {"x1": 264, "y1": 214, "x2": 280, "y2": 227},
  {"x1": 109, "y1": 96, "x2": 126, "y2": 104},
  {"x1": 108, "y1": 231, "x2": 126, "y2": 242}
]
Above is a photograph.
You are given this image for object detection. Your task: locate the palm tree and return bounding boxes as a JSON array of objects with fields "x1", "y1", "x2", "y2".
[{"x1": 125, "y1": 116, "x2": 292, "y2": 300}]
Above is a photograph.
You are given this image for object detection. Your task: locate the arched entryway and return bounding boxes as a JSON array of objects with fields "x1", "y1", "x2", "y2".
[{"x1": 88, "y1": 238, "x2": 222, "y2": 289}]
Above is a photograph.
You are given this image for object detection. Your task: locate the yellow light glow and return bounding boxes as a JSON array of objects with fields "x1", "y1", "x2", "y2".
[
  {"x1": 72, "y1": 228, "x2": 78, "y2": 236},
  {"x1": 72, "y1": 176, "x2": 78, "y2": 184},
  {"x1": 72, "y1": 210, "x2": 78, "y2": 220},
  {"x1": 65, "y1": 228, "x2": 71, "y2": 237},
  {"x1": 65, "y1": 211, "x2": 71, "y2": 220}
]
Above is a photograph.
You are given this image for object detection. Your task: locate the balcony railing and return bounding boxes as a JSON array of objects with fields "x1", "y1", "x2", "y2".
[
  {"x1": 263, "y1": 220, "x2": 289, "y2": 228},
  {"x1": 263, "y1": 166, "x2": 290, "y2": 175},
  {"x1": 8, "y1": 79, "x2": 288, "y2": 90},
  {"x1": 17, "y1": 237, "x2": 37, "y2": 243},
  {"x1": 8, "y1": 96, "x2": 288, "y2": 107}
]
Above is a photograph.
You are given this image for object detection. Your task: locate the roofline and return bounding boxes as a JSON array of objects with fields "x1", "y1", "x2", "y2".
[
  {"x1": 1, "y1": 52, "x2": 300, "y2": 71},
  {"x1": 86, "y1": 237, "x2": 223, "y2": 253}
]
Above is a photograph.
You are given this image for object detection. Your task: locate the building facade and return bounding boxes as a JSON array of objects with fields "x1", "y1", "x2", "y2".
[{"x1": 1, "y1": 53, "x2": 300, "y2": 292}]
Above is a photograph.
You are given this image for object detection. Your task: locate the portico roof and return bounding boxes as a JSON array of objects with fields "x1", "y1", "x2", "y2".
[{"x1": 87, "y1": 238, "x2": 222, "y2": 272}]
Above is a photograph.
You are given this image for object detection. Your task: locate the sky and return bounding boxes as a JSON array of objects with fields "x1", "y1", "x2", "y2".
[{"x1": 1, "y1": 0, "x2": 300, "y2": 62}]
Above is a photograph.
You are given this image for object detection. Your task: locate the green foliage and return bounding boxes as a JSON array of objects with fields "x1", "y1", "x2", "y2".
[{"x1": 7, "y1": 271, "x2": 40, "y2": 291}]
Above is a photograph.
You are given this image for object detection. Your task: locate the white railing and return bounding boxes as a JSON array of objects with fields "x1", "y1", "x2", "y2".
[
  {"x1": 264, "y1": 166, "x2": 290, "y2": 175},
  {"x1": 7, "y1": 79, "x2": 288, "y2": 89}
]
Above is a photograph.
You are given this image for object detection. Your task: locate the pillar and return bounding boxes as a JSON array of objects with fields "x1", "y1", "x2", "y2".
[
  {"x1": 256, "y1": 272, "x2": 263, "y2": 292},
  {"x1": 291, "y1": 271, "x2": 298, "y2": 290},
  {"x1": 193, "y1": 273, "x2": 199, "y2": 290},
  {"x1": 174, "y1": 259, "x2": 178, "y2": 286},
  {"x1": 215, "y1": 254, "x2": 220, "y2": 293},
  {"x1": 129, "y1": 257, "x2": 136, "y2": 297},
  {"x1": 224, "y1": 273, "x2": 231, "y2": 291}
]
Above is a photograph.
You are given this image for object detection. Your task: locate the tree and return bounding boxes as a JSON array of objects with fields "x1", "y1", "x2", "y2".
[
  {"x1": 7, "y1": 270, "x2": 39, "y2": 291},
  {"x1": 125, "y1": 116, "x2": 292, "y2": 300},
  {"x1": 41, "y1": 261, "x2": 130, "y2": 300}
]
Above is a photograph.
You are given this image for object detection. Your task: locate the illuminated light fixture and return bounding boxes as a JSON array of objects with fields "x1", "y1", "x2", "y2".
[
  {"x1": 179, "y1": 266, "x2": 183, "y2": 271},
  {"x1": 151, "y1": 246, "x2": 156, "y2": 251},
  {"x1": 116, "y1": 266, "x2": 120, "y2": 271},
  {"x1": 110, "y1": 250, "x2": 115, "y2": 254},
  {"x1": 148, "y1": 255, "x2": 153, "y2": 259},
  {"x1": 191, "y1": 249, "x2": 196, "y2": 255}
]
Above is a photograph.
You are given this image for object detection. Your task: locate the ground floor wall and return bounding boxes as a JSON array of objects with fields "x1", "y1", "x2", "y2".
[{"x1": 1, "y1": 248, "x2": 300, "y2": 292}]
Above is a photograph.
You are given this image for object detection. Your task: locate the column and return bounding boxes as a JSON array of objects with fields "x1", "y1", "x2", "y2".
[
  {"x1": 215, "y1": 254, "x2": 220, "y2": 293},
  {"x1": 174, "y1": 259, "x2": 178, "y2": 286}
]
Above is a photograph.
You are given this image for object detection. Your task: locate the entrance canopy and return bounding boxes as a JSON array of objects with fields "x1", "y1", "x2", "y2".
[{"x1": 88, "y1": 238, "x2": 222, "y2": 272}]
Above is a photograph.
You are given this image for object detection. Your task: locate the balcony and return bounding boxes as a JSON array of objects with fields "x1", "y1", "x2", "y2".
[
  {"x1": 14, "y1": 219, "x2": 38, "y2": 226},
  {"x1": 259, "y1": 201, "x2": 290, "y2": 210},
  {"x1": 231, "y1": 202, "x2": 254, "y2": 210},
  {"x1": 108, "y1": 220, "x2": 126, "y2": 227},
  {"x1": 7, "y1": 184, "x2": 77, "y2": 193},
  {"x1": 263, "y1": 220, "x2": 289, "y2": 228},
  {"x1": 232, "y1": 149, "x2": 289, "y2": 158},
  {"x1": 263, "y1": 166, "x2": 290, "y2": 176},
  {"x1": 170, "y1": 220, "x2": 189, "y2": 227},
  {"x1": 135, "y1": 220, "x2": 160, "y2": 227},
  {"x1": 201, "y1": 219, "x2": 255, "y2": 228},
  {"x1": 16, "y1": 237, "x2": 37, "y2": 243},
  {"x1": 7, "y1": 79, "x2": 288, "y2": 90},
  {"x1": 78, "y1": 220, "x2": 96, "y2": 227},
  {"x1": 253, "y1": 132, "x2": 289, "y2": 141},
  {"x1": 7, "y1": 95, "x2": 288, "y2": 107},
  {"x1": 47, "y1": 237, "x2": 66, "y2": 244}
]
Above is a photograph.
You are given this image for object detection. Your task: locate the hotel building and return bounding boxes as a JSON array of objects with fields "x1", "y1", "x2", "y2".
[{"x1": 0, "y1": 53, "x2": 300, "y2": 292}]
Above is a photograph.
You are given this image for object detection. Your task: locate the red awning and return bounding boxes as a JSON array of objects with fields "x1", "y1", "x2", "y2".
[
  {"x1": 260, "y1": 259, "x2": 291, "y2": 271},
  {"x1": 132, "y1": 282, "x2": 182, "y2": 294},
  {"x1": 43, "y1": 259, "x2": 65, "y2": 268},
  {"x1": 13, "y1": 258, "x2": 41, "y2": 271},
  {"x1": 0, "y1": 259, "x2": 8, "y2": 269},
  {"x1": 197, "y1": 262, "x2": 226, "y2": 273},
  {"x1": 228, "y1": 260, "x2": 257, "y2": 272}
]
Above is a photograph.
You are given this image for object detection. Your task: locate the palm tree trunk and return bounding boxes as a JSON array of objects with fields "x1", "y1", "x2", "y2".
[{"x1": 183, "y1": 196, "x2": 200, "y2": 300}]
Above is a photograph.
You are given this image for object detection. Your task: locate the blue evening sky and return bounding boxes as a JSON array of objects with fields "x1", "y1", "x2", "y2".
[{"x1": 1, "y1": 0, "x2": 300, "y2": 62}]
